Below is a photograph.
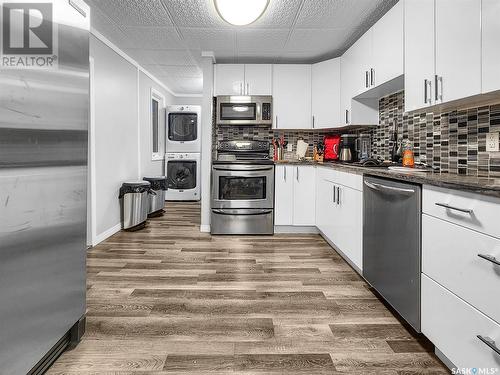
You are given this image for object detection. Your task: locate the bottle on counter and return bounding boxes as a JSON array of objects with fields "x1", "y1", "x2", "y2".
[{"x1": 402, "y1": 139, "x2": 415, "y2": 168}]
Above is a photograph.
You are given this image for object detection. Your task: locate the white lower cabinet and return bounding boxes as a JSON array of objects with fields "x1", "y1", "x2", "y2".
[
  {"x1": 422, "y1": 274, "x2": 500, "y2": 370},
  {"x1": 274, "y1": 165, "x2": 316, "y2": 226},
  {"x1": 315, "y1": 167, "x2": 363, "y2": 270},
  {"x1": 422, "y1": 214, "x2": 500, "y2": 324}
]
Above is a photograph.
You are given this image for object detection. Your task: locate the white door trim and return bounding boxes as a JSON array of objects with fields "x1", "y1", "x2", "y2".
[{"x1": 88, "y1": 56, "x2": 97, "y2": 246}]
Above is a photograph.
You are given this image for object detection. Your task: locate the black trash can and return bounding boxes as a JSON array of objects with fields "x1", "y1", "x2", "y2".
[
  {"x1": 119, "y1": 181, "x2": 151, "y2": 230},
  {"x1": 143, "y1": 176, "x2": 168, "y2": 217}
]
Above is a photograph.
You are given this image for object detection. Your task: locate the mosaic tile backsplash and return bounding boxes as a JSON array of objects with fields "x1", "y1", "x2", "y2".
[
  {"x1": 373, "y1": 91, "x2": 500, "y2": 177},
  {"x1": 213, "y1": 92, "x2": 500, "y2": 177}
]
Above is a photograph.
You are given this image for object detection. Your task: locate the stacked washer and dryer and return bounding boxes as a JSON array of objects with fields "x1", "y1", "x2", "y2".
[{"x1": 165, "y1": 105, "x2": 201, "y2": 201}]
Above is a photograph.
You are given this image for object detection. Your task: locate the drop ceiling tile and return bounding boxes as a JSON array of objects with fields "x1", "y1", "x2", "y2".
[
  {"x1": 120, "y1": 27, "x2": 185, "y2": 49},
  {"x1": 90, "y1": 6, "x2": 132, "y2": 47},
  {"x1": 296, "y1": 0, "x2": 396, "y2": 29},
  {"x1": 236, "y1": 29, "x2": 288, "y2": 52},
  {"x1": 161, "y1": 0, "x2": 229, "y2": 28},
  {"x1": 124, "y1": 49, "x2": 196, "y2": 66},
  {"x1": 152, "y1": 65, "x2": 202, "y2": 78},
  {"x1": 87, "y1": 0, "x2": 174, "y2": 27},
  {"x1": 180, "y1": 28, "x2": 235, "y2": 51},
  {"x1": 285, "y1": 28, "x2": 350, "y2": 54},
  {"x1": 247, "y1": 0, "x2": 303, "y2": 29}
]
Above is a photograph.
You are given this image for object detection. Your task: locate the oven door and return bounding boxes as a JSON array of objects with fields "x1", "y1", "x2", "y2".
[{"x1": 212, "y1": 164, "x2": 274, "y2": 209}]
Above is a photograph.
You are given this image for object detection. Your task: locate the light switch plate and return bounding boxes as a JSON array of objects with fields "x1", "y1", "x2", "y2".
[{"x1": 486, "y1": 132, "x2": 499, "y2": 152}]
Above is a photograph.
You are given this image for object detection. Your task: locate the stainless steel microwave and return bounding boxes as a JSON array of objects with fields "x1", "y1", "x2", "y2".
[{"x1": 216, "y1": 96, "x2": 272, "y2": 126}]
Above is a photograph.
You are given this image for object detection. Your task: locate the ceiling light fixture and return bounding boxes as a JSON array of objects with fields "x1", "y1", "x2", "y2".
[{"x1": 214, "y1": 0, "x2": 270, "y2": 26}]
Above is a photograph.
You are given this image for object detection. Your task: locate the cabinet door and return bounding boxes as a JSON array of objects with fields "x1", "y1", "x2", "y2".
[
  {"x1": 404, "y1": 0, "x2": 435, "y2": 112},
  {"x1": 292, "y1": 166, "x2": 316, "y2": 226},
  {"x1": 340, "y1": 32, "x2": 371, "y2": 125},
  {"x1": 482, "y1": 0, "x2": 500, "y2": 93},
  {"x1": 272, "y1": 65, "x2": 312, "y2": 129},
  {"x1": 244, "y1": 64, "x2": 272, "y2": 95},
  {"x1": 372, "y1": 1, "x2": 403, "y2": 86},
  {"x1": 274, "y1": 166, "x2": 293, "y2": 225},
  {"x1": 312, "y1": 58, "x2": 341, "y2": 128},
  {"x1": 215, "y1": 64, "x2": 245, "y2": 96},
  {"x1": 336, "y1": 186, "x2": 363, "y2": 270},
  {"x1": 435, "y1": 0, "x2": 481, "y2": 103}
]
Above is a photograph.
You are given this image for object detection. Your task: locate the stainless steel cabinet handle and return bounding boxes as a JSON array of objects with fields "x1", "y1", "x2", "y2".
[
  {"x1": 435, "y1": 202, "x2": 473, "y2": 214},
  {"x1": 345, "y1": 109, "x2": 349, "y2": 124},
  {"x1": 337, "y1": 187, "x2": 340, "y2": 205},
  {"x1": 424, "y1": 79, "x2": 428, "y2": 104},
  {"x1": 296, "y1": 167, "x2": 299, "y2": 181},
  {"x1": 364, "y1": 180, "x2": 415, "y2": 195},
  {"x1": 370, "y1": 68, "x2": 375, "y2": 86},
  {"x1": 365, "y1": 71, "x2": 369, "y2": 88},
  {"x1": 312, "y1": 115, "x2": 315, "y2": 128},
  {"x1": 240, "y1": 82, "x2": 243, "y2": 95},
  {"x1": 275, "y1": 115, "x2": 278, "y2": 128},
  {"x1": 438, "y1": 76, "x2": 443, "y2": 102},
  {"x1": 246, "y1": 83, "x2": 249, "y2": 95},
  {"x1": 284, "y1": 166, "x2": 287, "y2": 181},
  {"x1": 333, "y1": 185, "x2": 336, "y2": 203},
  {"x1": 477, "y1": 335, "x2": 500, "y2": 356},
  {"x1": 434, "y1": 75, "x2": 439, "y2": 102},
  {"x1": 478, "y1": 254, "x2": 500, "y2": 266}
]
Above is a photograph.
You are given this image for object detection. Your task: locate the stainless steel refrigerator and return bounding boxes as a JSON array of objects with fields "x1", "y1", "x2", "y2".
[{"x1": 0, "y1": 1, "x2": 90, "y2": 373}]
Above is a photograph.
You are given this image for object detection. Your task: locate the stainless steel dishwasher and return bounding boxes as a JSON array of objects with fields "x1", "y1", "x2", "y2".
[{"x1": 363, "y1": 176, "x2": 422, "y2": 332}]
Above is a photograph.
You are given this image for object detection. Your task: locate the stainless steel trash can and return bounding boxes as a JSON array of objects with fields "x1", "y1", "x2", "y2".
[
  {"x1": 143, "y1": 176, "x2": 168, "y2": 217},
  {"x1": 119, "y1": 181, "x2": 151, "y2": 230}
]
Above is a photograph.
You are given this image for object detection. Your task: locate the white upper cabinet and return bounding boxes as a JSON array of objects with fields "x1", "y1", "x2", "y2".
[
  {"x1": 242, "y1": 64, "x2": 272, "y2": 95},
  {"x1": 435, "y1": 0, "x2": 481, "y2": 104},
  {"x1": 273, "y1": 64, "x2": 312, "y2": 129},
  {"x1": 340, "y1": 34, "x2": 370, "y2": 125},
  {"x1": 215, "y1": 64, "x2": 272, "y2": 96},
  {"x1": 404, "y1": 0, "x2": 435, "y2": 112},
  {"x1": 312, "y1": 58, "x2": 341, "y2": 128},
  {"x1": 215, "y1": 64, "x2": 245, "y2": 96},
  {"x1": 482, "y1": 0, "x2": 500, "y2": 94},
  {"x1": 372, "y1": 0, "x2": 404, "y2": 86},
  {"x1": 405, "y1": 0, "x2": 482, "y2": 112}
]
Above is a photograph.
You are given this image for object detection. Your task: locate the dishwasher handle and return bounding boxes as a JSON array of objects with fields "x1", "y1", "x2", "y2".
[{"x1": 364, "y1": 180, "x2": 416, "y2": 195}]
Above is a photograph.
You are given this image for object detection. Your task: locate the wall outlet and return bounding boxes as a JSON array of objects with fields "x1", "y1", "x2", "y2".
[
  {"x1": 287, "y1": 143, "x2": 293, "y2": 152},
  {"x1": 486, "y1": 132, "x2": 500, "y2": 152}
]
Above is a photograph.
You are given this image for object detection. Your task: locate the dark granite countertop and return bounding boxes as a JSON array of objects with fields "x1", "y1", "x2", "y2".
[{"x1": 274, "y1": 160, "x2": 500, "y2": 198}]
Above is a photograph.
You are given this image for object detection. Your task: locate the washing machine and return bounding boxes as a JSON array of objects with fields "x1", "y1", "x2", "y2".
[{"x1": 165, "y1": 152, "x2": 201, "y2": 201}]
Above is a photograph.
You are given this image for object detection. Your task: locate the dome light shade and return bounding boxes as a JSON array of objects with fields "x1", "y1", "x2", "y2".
[{"x1": 214, "y1": 0, "x2": 270, "y2": 26}]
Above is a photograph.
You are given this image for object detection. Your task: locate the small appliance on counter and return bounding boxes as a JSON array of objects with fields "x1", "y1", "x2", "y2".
[
  {"x1": 323, "y1": 135, "x2": 341, "y2": 160},
  {"x1": 211, "y1": 140, "x2": 274, "y2": 235},
  {"x1": 339, "y1": 134, "x2": 358, "y2": 162}
]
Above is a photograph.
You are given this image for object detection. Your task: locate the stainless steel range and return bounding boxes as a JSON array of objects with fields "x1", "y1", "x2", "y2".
[{"x1": 211, "y1": 140, "x2": 274, "y2": 235}]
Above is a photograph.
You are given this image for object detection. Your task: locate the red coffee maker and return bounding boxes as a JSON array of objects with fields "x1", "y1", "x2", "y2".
[{"x1": 323, "y1": 135, "x2": 341, "y2": 160}]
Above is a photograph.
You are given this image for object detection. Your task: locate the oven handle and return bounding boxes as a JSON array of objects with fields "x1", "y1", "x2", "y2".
[
  {"x1": 212, "y1": 209, "x2": 273, "y2": 216},
  {"x1": 213, "y1": 166, "x2": 274, "y2": 172}
]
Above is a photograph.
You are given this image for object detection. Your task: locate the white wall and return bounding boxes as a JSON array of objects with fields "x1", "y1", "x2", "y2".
[
  {"x1": 90, "y1": 35, "x2": 139, "y2": 239},
  {"x1": 138, "y1": 72, "x2": 175, "y2": 177},
  {"x1": 89, "y1": 32, "x2": 204, "y2": 244}
]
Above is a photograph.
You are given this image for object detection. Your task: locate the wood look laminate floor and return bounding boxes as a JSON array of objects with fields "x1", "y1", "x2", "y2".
[{"x1": 48, "y1": 202, "x2": 449, "y2": 374}]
